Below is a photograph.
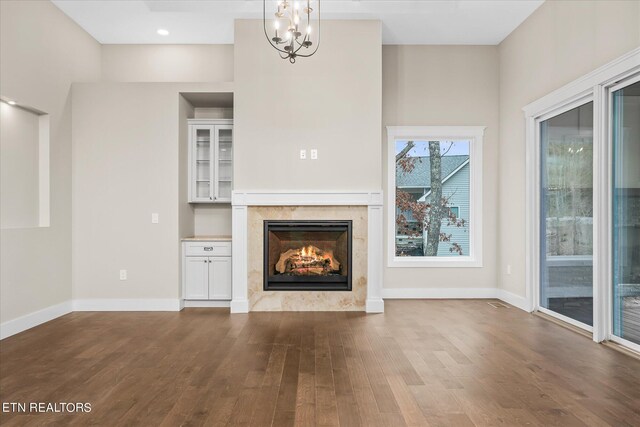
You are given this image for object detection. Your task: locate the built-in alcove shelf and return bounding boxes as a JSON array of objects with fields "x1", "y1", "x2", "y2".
[
  {"x1": 188, "y1": 119, "x2": 233, "y2": 203},
  {"x1": 180, "y1": 93, "x2": 235, "y2": 307}
]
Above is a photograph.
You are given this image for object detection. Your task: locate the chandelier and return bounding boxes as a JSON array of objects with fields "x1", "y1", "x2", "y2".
[{"x1": 263, "y1": 0, "x2": 320, "y2": 63}]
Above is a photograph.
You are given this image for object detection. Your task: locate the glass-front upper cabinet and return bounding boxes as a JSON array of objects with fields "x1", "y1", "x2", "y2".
[
  {"x1": 215, "y1": 125, "x2": 233, "y2": 202},
  {"x1": 188, "y1": 120, "x2": 233, "y2": 203}
]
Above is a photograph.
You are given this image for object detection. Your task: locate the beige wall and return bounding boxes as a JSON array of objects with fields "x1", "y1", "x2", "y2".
[
  {"x1": 194, "y1": 205, "x2": 233, "y2": 236},
  {"x1": 178, "y1": 95, "x2": 195, "y2": 243},
  {"x1": 1, "y1": 103, "x2": 40, "y2": 229},
  {"x1": 0, "y1": 1, "x2": 101, "y2": 324},
  {"x1": 72, "y1": 82, "x2": 232, "y2": 300},
  {"x1": 101, "y1": 45, "x2": 233, "y2": 82},
  {"x1": 498, "y1": 0, "x2": 640, "y2": 297},
  {"x1": 233, "y1": 20, "x2": 382, "y2": 191},
  {"x1": 382, "y1": 45, "x2": 500, "y2": 289}
]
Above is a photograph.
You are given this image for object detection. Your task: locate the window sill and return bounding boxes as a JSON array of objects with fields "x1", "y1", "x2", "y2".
[{"x1": 388, "y1": 256, "x2": 483, "y2": 268}]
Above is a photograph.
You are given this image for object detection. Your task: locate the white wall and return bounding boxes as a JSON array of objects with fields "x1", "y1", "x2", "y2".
[
  {"x1": 72, "y1": 82, "x2": 232, "y2": 301},
  {"x1": 382, "y1": 45, "x2": 500, "y2": 290},
  {"x1": 0, "y1": 0, "x2": 101, "y2": 325},
  {"x1": 498, "y1": 0, "x2": 640, "y2": 298},
  {"x1": 233, "y1": 20, "x2": 382, "y2": 191},
  {"x1": 101, "y1": 45, "x2": 233, "y2": 83}
]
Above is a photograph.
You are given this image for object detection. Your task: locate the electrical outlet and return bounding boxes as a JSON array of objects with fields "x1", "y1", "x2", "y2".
[
  {"x1": 119, "y1": 269, "x2": 127, "y2": 280},
  {"x1": 310, "y1": 149, "x2": 318, "y2": 160},
  {"x1": 151, "y1": 213, "x2": 159, "y2": 224},
  {"x1": 300, "y1": 149, "x2": 307, "y2": 160},
  {"x1": 507, "y1": 265, "x2": 512, "y2": 275}
]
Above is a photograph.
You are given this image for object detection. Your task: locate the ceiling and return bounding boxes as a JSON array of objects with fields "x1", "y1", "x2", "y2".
[{"x1": 52, "y1": 0, "x2": 544, "y2": 45}]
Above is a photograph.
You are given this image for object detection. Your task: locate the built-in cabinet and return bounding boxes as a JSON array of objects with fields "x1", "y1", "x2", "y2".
[
  {"x1": 182, "y1": 240, "x2": 232, "y2": 300},
  {"x1": 188, "y1": 119, "x2": 233, "y2": 203}
]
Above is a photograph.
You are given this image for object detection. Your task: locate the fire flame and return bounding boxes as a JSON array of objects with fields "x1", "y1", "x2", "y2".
[
  {"x1": 275, "y1": 244, "x2": 341, "y2": 275},
  {"x1": 297, "y1": 245, "x2": 339, "y2": 271}
]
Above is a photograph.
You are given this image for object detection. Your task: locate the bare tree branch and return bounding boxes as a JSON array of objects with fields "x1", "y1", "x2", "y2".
[
  {"x1": 439, "y1": 141, "x2": 453, "y2": 157},
  {"x1": 395, "y1": 141, "x2": 415, "y2": 162}
]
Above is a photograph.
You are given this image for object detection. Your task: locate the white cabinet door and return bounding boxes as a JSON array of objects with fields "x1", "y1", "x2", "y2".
[
  {"x1": 209, "y1": 257, "x2": 232, "y2": 300},
  {"x1": 213, "y1": 125, "x2": 233, "y2": 202},
  {"x1": 185, "y1": 256, "x2": 209, "y2": 300},
  {"x1": 190, "y1": 125, "x2": 215, "y2": 202}
]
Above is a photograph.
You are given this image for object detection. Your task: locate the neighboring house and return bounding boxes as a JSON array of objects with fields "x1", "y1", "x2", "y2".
[{"x1": 396, "y1": 155, "x2": 469, "y2": 256}]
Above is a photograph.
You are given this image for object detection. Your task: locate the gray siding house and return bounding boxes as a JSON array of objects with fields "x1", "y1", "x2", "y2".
[{"x1": 396, "y1": 155, "x2": 470, "y2": 256}]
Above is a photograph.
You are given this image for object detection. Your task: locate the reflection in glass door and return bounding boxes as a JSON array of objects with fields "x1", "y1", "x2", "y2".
[
  {"x1": 540, "y1": 102, "x2": 594, "y2": 326},
  {"x1": 612, "y1": 78, "x2": 640, "y2": 346}
]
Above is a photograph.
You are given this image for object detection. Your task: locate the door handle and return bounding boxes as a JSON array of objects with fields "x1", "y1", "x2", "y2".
[{"x1": 204, "y1": 247, "x2": 213, "y2": 251}]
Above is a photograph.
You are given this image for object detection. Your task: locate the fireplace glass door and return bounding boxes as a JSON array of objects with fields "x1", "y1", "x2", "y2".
[{"x1": 264, "y1": 220, "x2": 352, "y2": 291}]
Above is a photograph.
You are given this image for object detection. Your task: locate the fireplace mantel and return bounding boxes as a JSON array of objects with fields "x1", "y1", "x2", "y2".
[{"x1": 231, "y1": 190, "x2": 384, "y2": 313}]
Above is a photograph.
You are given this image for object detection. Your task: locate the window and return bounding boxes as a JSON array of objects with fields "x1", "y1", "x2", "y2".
[{"x1": 387, "y1": 126, "x2": 484, "y2": 267}]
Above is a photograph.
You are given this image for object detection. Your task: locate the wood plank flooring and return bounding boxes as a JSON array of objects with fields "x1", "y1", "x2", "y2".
[{"x1": 1, "y1": 300, "x2": 640, "y2": 426}]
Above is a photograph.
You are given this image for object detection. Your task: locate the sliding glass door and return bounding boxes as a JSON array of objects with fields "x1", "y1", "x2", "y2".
[
  {"x1": 612, "y1": 78, "x2": 640, "y2": 346},
  {"x1": 540, "y1": 102, "x2": 594, "y2": 327},
  {"x1": 528, "y1": 51, "x2": 640, "y2": 352}
]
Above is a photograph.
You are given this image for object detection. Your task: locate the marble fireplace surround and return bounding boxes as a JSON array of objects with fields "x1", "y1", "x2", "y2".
[{"x1": 231, "y1": 191, "x2": 384, "y2": 313}]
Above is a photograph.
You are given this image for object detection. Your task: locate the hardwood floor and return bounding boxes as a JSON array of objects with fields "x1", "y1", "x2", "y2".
[{"x1": 1, "y1": 300, "x2": 640, "y2": 426}]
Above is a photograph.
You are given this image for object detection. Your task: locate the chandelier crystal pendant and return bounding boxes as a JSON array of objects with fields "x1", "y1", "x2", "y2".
[{"x1": 263, "y1": 0, "x2": 320, "y2": 63}]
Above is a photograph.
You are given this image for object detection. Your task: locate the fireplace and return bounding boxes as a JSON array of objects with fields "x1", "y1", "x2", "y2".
[{"x1": 264, "y1": 220, "x2": 352, "y2": 291}]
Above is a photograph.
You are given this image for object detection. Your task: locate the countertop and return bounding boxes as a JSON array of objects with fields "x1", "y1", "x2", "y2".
[{"x1": 181, "y1": 235, "x2": 232, "y2": 242}]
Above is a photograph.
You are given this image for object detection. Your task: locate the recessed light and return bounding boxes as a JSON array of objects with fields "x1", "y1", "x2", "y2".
[{"x1": 157, "y1": 28, "x2": 169, "y2": 36}]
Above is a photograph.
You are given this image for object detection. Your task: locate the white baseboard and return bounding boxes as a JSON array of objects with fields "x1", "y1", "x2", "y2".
[
  {"x1": 230, "y1": 299, "x2": 249, "y2": 313},
  {"x1": 496, "y1": 289, "x2": 532, "y2": 312},
  {"x1": 1, "y1": 290, "x2": 531, "y2": 340},
  {"x1": 73, "y1": 299, "x2": 181, "y2": 311},
  {"x1": 1, "y1": 300, "x2": 73, "y2": 340},
  {"x1": 183, "y1": 300, "x2": 231, "y2": 308},
  {"x1": 365, "y1": 298, "x2": 385, "y2": 313},
  {"x1": 382, "y1": 287, "x2": 532, "y2": 312},
  {"x1": 382, "y1": 287, "x2": 498, "y2": 299}
]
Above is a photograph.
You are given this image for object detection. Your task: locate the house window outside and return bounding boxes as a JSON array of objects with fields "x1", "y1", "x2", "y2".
[{"x1": 387, "y1": 126, "x2": 484, "y2": 268}]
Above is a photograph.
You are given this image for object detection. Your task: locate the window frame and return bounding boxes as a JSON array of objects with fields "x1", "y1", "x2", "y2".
[{"x1": 386, "y1": 126, "x2": 485, "y2": 268}]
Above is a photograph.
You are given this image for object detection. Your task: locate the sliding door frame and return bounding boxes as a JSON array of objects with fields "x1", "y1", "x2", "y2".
[
  {"x1": 603, "y1": 73, "x2": 640, "y2": 353},
  {"x1": 529, "y1": 95, "x2": 595, "y2": 333},
  {"x1": 525, "y1": 47, "x2": 640, "y2": 344}
]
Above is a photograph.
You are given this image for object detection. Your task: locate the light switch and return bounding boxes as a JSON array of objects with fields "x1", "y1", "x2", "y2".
[
  {"x1": 300, "y1": 149, "x2": 307, "y2": 160},
  {"x1": 152, "y1": 213, "x2": 159, "y2": 224},
  {"x1": 311, "y1": 149, "x2": 318, "y2": 160},
  {"x1": 119, "y1": 269, "x2": 127, "y2": 280}
]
